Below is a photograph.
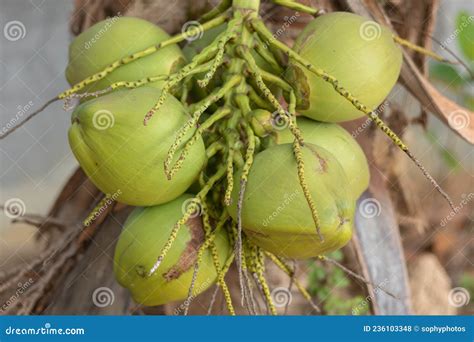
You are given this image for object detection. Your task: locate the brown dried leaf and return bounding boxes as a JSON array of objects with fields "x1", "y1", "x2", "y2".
[{"x1": 343, "y1": 0, "x2": 474, "y2": 144}]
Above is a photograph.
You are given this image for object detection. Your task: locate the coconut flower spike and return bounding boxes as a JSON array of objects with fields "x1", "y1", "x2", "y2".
[
  {"x1": 0, "y1": 17, "x2": 229, "y2": 140},
  {"x1": 197, "y1": 19, "x2": 240, "y2": 88},
  {"x1": 250, "y1": 19, "x2": 455, "y2": 211},
  {"x1": 144, "y1": 46, "x2": 221, "y2": 125},
  {"x1": 202, "y1": 207, "x2": 236, "y2": 315},
  {"x1": 241, "y1": 47, "x2": 324, "y2": 239},
  {"x1": 58, "y1": 13, "x2": 228, "y2": 100},
  {"x1": 148, "y1": 166, "x2": 226, "y2": 277},
  {"x1": 164, "y1": 76, "x2": 241, "y2": 179}
]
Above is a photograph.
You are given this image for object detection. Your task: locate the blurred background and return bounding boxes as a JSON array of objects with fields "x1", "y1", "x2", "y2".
[
  {"x1": 0, "y1": 0, "x2": 472, "y2": 315},
  {"x1": 1, "y1": 0, "x2": 75, "y2": 269}
]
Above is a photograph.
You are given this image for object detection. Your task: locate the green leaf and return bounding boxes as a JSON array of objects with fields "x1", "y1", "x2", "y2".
[
  {"x1": 464, "y1": 95, "x2": 474, "y2": 110},
  {"x1": 459, "y1": 273, "x2": 474, "y2": 294},
  {"x1": 329, "y1": 250, "x2": 344, "y2": 261},
  {"x1": 456, "y1": 11, "x2": 474, "y2": 61},
  {"x1": 429, "y1": 63, "x2": 466, "y2": 87}
]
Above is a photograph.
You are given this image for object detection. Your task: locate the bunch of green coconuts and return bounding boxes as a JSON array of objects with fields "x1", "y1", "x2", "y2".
[{"x1": 59, "y1": 1, "x2": 448, "y2": 314}]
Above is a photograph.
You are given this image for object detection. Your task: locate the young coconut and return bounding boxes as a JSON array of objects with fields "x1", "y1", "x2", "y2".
[
  {"x1": 285, "y1": 12, "x2": 402, "y2": 122},
  {"x1": 66, "y1": 17, "x2": 185, "y2": 95},
  {"x1": 114, "y1": 194, "x2": 233, "y2": 306},
  {"x1": 263, "y1": 116, "x2": 370, "y2": 199},
  {"x1": 68, "y1": 86, "x2": 206, "y2": 206},
  {"x1": 228, "y1": 143, "x2": 355, "y2": 259}
]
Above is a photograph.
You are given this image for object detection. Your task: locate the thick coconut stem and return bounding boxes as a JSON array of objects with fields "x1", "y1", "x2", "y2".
[
  {"x1": 271, "y1": 0, "x2": 321, "y2": 16},
  {"x1": 248, "y1": 87, "x2": 273, "y2": 110},
  {"x1": 251, "y1": 19, "x2": 455, "y2": 211},
  {"x1": 200, "y1": 0, "x2": 232, "y2": 22},
  {"x1": 233, "y1": 0, "x2": 260, "y2": 12},
  {"x1": 239, "y1": 47, "x2": 304, "y2": 144},
  {"x1": 254, "y1": 36, "x2": 284, "y2": 73}
]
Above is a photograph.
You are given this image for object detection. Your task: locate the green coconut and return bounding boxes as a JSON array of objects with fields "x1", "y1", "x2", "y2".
[
  {"x1": 114, "y1": 194, "x2": 232, "y2": 306},
  {"x1": 268, "y1": 117, "x2": 370, "y2": 199},
  {"x1": 68, "y1": 86, "x2": 205, "y2": 206},
  {"x1": 66, "y1": 17, "x2": 185, "y2": 94},
  {"x1": 228, "y1": 143, "x2": 355, "y2": 259},
  {"x1": 285, "y1": 12, "x2": 402, "y2": 122}
]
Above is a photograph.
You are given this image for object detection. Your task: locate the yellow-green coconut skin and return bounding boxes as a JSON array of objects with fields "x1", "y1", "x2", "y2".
[
  {"x1": 285, "y1": 12, "x2": 402, "y2": 122},
  {"x1": 66, "y1": 17, "x2": 185, "y2": 93},
  {"x1": 228, "y1": 143, "x2": 355, "y2": 259},
  {"x1": 68, "y1": 87, "x2": 206, "y2": 206},
  {"x1": 114, "y1": 194, "x2": 232, "y2": 306},
  {"x1": 269, "y1": 117, "x2": 370, "y2": 199}
]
